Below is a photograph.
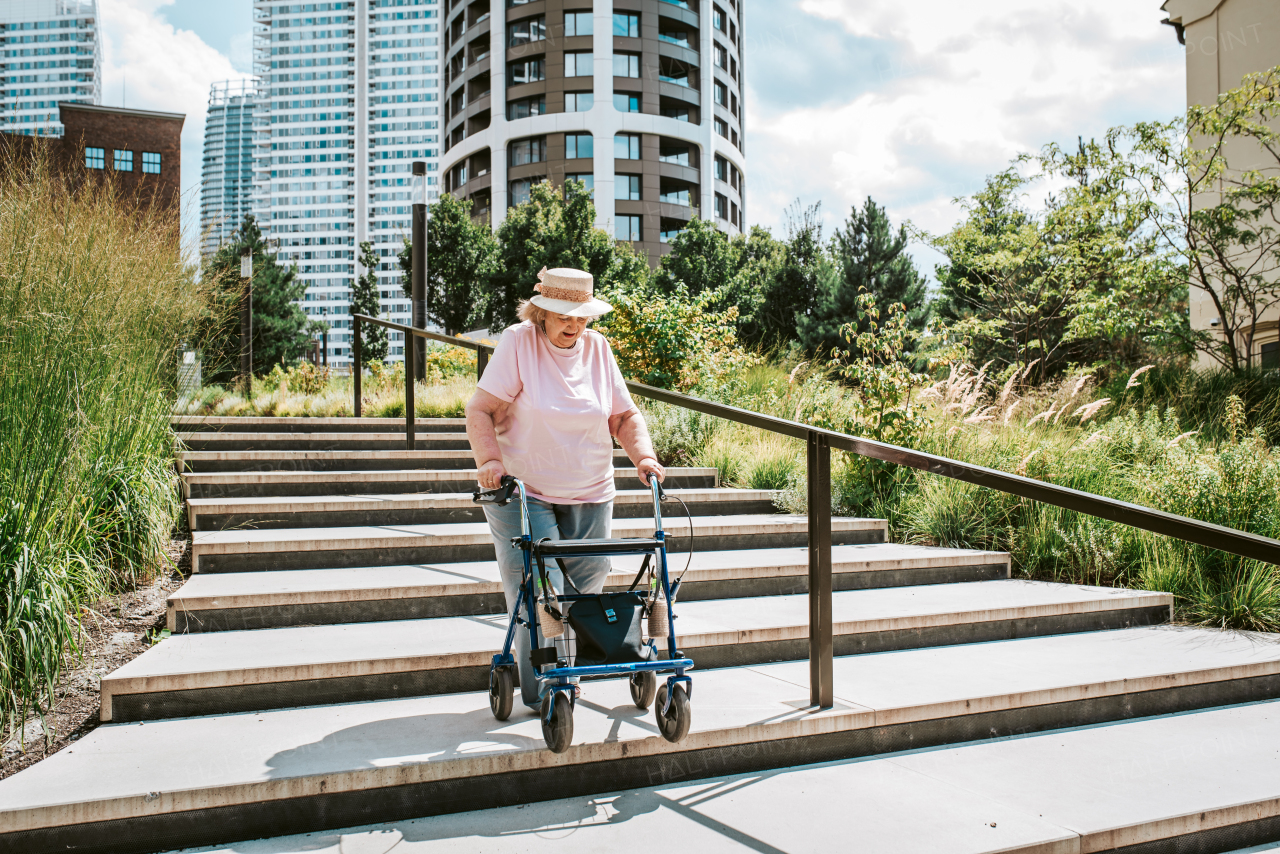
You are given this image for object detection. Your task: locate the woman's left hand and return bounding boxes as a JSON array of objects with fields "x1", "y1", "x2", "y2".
[{"x1": 637, "y1": 457, "x2": 665, "y2": 486}]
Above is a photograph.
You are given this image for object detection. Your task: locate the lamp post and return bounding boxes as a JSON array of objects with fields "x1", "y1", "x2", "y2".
[
  {"x1": 240, "y1": 249, "x2": 252, "y2": 394},
  {"x1": 411, "y1": 160, "x2": 427, "y2": 380}
]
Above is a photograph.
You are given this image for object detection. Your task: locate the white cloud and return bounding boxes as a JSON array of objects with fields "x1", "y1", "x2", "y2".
[
  {"x1": 745, "y1": 0, "x2": 1187, "y2": 273},
  {"x1": 99, "y1": 0, "x2": 253, "y2": 256}
]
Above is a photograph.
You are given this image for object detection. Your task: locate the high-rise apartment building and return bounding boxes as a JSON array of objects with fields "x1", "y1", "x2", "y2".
[
  {"x1": 0, "y1": 0, "x2": 100, "y2": 137},
  {"x1": 252, "y1": 0, "x2": 441, "y2": 366},
  {"x1": 439, "y1": 0, "x2": 745, "y2": 265},
  {"x1": 201, "y1": 79, "x2": 261, "y2": 256}
]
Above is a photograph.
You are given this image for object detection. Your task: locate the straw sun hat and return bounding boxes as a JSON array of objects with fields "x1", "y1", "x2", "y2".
[{"x1": 529, "y1": 266, "x2": 613, "y2": 318}]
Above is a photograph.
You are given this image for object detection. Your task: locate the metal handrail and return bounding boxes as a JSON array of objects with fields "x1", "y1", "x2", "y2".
[{"x1": 350, "y1": 314, "x2": 1280, "y2": 709}]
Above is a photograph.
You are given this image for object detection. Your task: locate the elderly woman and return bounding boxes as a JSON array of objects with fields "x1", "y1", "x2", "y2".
[{"x1": 466, "y1": 266, "x2": 664, "y2": 710}]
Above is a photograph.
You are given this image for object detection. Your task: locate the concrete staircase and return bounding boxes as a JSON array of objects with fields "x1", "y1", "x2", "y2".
[{"x1": 2, "y1": 416, "x2": 1279, "y2": 854}]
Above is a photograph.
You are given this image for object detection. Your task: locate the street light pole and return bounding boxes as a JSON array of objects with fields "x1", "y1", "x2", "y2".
[
  {"x1": 411, "y1": 160, "x2": 427, "y2": 381},
  {"x1": 240, "y1": 249, "x2": 253, "y2": 394}
]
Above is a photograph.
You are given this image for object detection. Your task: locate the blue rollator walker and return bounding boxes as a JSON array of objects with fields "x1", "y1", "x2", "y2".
[{"x1": 473, "y1": 475, "x2": 695, "y2": 753}]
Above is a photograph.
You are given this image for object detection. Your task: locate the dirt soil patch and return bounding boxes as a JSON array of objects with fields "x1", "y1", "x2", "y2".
[{"x1": 0, "y1": 533, "x2": 190, "y2": 782}]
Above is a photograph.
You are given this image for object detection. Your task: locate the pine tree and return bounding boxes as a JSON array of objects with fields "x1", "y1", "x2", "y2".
[
  {"x1": 797, "y1": 197, "x2": 931, "y2": 357},
  {"x1": 205, "y1": 214, "x2": 310, "y2": 381},
  {"x1": 352, "y1": 240, "x2": 388, "y2": 362}
]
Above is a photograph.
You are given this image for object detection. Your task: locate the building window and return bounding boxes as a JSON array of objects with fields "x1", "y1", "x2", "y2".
[
  {"x1": 508, "y1": 95, "x2": 547, "y2": 120},
  {"x1": 565, "y1": 92, "x2": 594, "y2": 112},
  {"x1": 114, "y1": 150, "x2": 133, "y2": 172},
  {"x1": 731, "y1": 201, "x2": 739, "y2": 227},
  {"x1": 613, "y1": 12, "x2": 639, "y2": 37},
  {"x1": 661, "y1": 104, "x2": 692, "y2": 122},
  {"x1": 508, "y1": 15, "x2": 546, "y2": 47},
  {"x1": 714, "y1": 155, "x2": 728, "y2": 182},
  {"x1": 714, "y1": 81, "x2": 727, "y2": 106},
  {"x1": 85, "y1": 146, "x2": 104, "y2": 170},
  {"x1": 713, "y1": 4, "x2": 726, "y2": 31},
  {"x1": 564, "y1": 11, "x2": 593, "y2": 36},
  {"x1": 1263, "y1": 341, "x2": 1280, "y2": 370},
  {"x1": 659, "y1": 142, "x2": 691, "y2": 166},
  {"x1": 613, "y1": 53, "x2": 640, "y2": 78},
  {"x1": 658, "y1": 27, "x2": 691, "y2": 47},
  {"x1": 731, "y1": 92, "x2": 738, "y2": 117},
  {"x1": 565, "y1": 133, "x2": 593, "y2": 160},
  {"x1": 509, "y1": 178, "x2": 539, "y2": 207},
  {"x1": 615, "y1": 174, "x2": 641, "y2": 201},
  {"x1": 714, "y1": 43, "x2": 728, "y2": 69},
  {"x1": 731, "y1": 129, "x2": 739, "y2": 149},
  {"x1": 509, "y1": 137, "x2": 546, "y2": 166},
  {"x1": 731, "y1": 56, "x2": 738, "y2": 80},
  {"x1": 565, "y1": 173, "x2": 594, "y2": 193},
  {"x1": 715, "y1": 193, "x2": 728, "y2": 220},
  {"x1": 565, "y1": 51, "x2": 593, "y2": 77},
  {"x1": 614, "y1": 92, "x2": 640, "y2": 113},
  {"x1": 715, "y1": 117, "x2": 729, "y2": 138},
  {"x1": 659, "y1": 184, "x2": 693, "y2": 206},
  {"x1": 616, "y1": 215, "x2": 641, "y2": 242},
  {"x1": 508, "y1": 58, "x2": 546, "y2": 85},
  {"x1": 614, "y1": 133, "x2": 641, "y2": 159}
]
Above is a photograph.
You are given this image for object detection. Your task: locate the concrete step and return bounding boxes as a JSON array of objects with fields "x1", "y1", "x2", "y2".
[
  {"x1": 152, "y1": 701, "x2": 1280, "y2": 854},
  {"x1": 106, "y1": 581, "x2": 1170, "y2": 721},
  {"x1": 167, "y1": 544, "x2": 1012, "y2": 631},
  {"x1": 186, "y1": 487, "x2": 780, "y2": 531},
  {"x1": 8, "y1": 626, "x2": 1280, "y2": 853},
  {"x1": 190, "y1": 515, "x2": 888, "y2": 573},
  {"x1": 179, "y1": 432, "x2": 473, "y2": 452},
  {"x1": 182, "y1": 466, "x2": 719, "y2": 499},
  {"x1": 178, "y1": 449, "x2": 634, "y2": 473},
  {"x1": 172, "y1": 416, "x2": 468, "y2": 434}
]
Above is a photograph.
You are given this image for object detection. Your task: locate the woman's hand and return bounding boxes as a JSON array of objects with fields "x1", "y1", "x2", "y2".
[
  {"x1": 636, "y1": 457, "x2": 665, "y2": 486},
  {"x1": 478, "y1": 458, "x2": 508, "y2": 490}
]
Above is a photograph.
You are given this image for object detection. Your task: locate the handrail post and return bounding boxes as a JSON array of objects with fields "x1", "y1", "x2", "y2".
[
  {"x1": 477, "y1": 346, "x2": 488, "y2": 380},
  {"x1": 353, "y1": 315, "x2": 362, "y2": 417},
  {"x1": 807, "y1": 430, "x2": 833, "y2": 709},
  {"x1": 405, "y1": 333, "x2": 416, "y2": 450}
]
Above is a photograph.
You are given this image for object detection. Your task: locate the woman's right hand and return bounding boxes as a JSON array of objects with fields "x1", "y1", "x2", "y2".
[{"x1": 477, "y1": 458, "x2": 508, "y2": 490}]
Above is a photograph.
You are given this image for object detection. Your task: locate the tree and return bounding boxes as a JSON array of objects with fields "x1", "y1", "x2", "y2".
[
  {"x1": 749, "y1": 201, "x2": 826, "y2": 348},
  {"x1": 204, "y1": 214, "x2": 310, "y2": 381},
  {"x1": 797, "y1": 197, "x2": 930, "y2": 357},
  {"x1": 352, "y1": 240, "x2": 388, "y2": 362},
  {"x1": 396, "y1": 193, "x2": 501, "y2": 335},
  {"x1": 653, "y1": 217, "x2": 741, "y2": 300},
  {"x1": 488, "y1": 180, "x2": 649, "y2": 329},
  {"x1": 1097, "y1": 67, "x2": 1280, "y2": 371}
]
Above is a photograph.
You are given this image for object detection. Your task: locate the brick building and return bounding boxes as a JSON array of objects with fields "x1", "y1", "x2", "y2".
[{"x1": 0, "y1": 101, "x2": 183, "y2": 213}]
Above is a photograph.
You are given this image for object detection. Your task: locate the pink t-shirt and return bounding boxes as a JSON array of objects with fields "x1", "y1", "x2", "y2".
[{"x1": 477, "y1": 321, "x2": 638, "y2": 504}]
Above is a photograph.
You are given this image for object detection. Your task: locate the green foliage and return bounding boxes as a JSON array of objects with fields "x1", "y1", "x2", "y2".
[
  {"x1": 204, "y1": 214, "x2": 311, "y2": 381},
  {"x1": 798, "y1": 197, "x2": 930, "y2": 357},
  {"x1": 352, "y1": 240, "x2": 388, "y2": 362},
  {"x1": 488, "y1": 180, "x2": 649, "y2": 329},
  {"x1": 420, "y1": 192, "x2": 499, "y2": 334},
  {"x1": 0, "y1": 148, "x2": 197, "y2": 733},
  {"x1": 749, "y1": 202, "x2": 826, "y2": 349}
]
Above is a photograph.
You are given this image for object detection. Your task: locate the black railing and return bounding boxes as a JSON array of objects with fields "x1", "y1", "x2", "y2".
[{"x1": 352, "y1": 314, "x2": 1280, "y2": 709}]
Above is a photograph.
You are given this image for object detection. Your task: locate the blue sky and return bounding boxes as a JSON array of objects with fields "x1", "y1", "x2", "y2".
[{"x1": 98, "y1": 0, "x2": 1187, "y2": 271}]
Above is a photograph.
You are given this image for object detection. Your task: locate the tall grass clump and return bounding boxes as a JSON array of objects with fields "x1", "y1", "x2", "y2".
[{"x1": 0, "y1": 145, "x2": 203, "y2": 733}]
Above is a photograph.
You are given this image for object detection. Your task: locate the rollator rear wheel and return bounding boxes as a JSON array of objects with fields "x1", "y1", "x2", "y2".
[
  {"x1": 629, "y1": 671, "x2": 657, "y2": 709},
  {"x1": 655, "y1": 682, "x2": 691, "y2": 744},
  {"x1": 489, "y1": 666, "x2": 514, "y2": 721},
  {"x1": 541, "y1": 690, "x2": 574, "y2": 753}
]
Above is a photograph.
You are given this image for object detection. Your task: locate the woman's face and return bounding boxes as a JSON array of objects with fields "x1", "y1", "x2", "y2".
[{"x1": 544, "y1": 313, "x2": 587, "y2": 348}]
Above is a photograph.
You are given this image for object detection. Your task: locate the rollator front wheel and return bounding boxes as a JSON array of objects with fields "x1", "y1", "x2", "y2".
[
  {"x1": 655, "y1": 682, "x2": 691, "y2": 744},
  {"x1": 489, "y1": 666, "x2": 514, "y2": 721},
  {"x1": 629, "y1": 671, "x2": 657, "y2": 709},
  {"x1": 541, "y1": 690, "x2": 574, "y2": 754}
]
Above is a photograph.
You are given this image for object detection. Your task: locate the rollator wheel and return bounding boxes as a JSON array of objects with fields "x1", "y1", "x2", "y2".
[
  {"x1": 655, "y1": 682, "x2": 691, "y2": 744},
  {"x1": 629, "y1": 671, "x2": 657, "y2": 709},
  {"x1": 489, "y1": 666, "x2": 514, "y2": 721},
  {"x1": 541, "y1": 690, "x2": 574, "y2": 754}
]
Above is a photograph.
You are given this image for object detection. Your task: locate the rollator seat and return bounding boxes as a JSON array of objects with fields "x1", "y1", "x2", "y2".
[{"x1": 525, "y1": 536, "x2": 664, "y2": 557}]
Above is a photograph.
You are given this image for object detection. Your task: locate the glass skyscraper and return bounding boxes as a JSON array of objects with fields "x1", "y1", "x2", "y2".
[
  {"x1": 201, "y1": 79, "x2": 261, "y2": 256},
  {"x1": 0, "y1": 0, "x2": 100, "y2": 137},
  {"x1": 252, "y1": 0, "x2": 441, "y2": 366}
]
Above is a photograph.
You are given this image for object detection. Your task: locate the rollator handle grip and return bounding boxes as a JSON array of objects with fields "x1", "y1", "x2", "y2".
[{"x1": 473, "y1": 474, "x2": 518, "y2": 506}]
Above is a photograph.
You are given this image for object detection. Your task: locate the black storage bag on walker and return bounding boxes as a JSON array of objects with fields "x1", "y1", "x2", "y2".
[{"x1": 568, "y1": 593, "x2": 653, "y2": 666}]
